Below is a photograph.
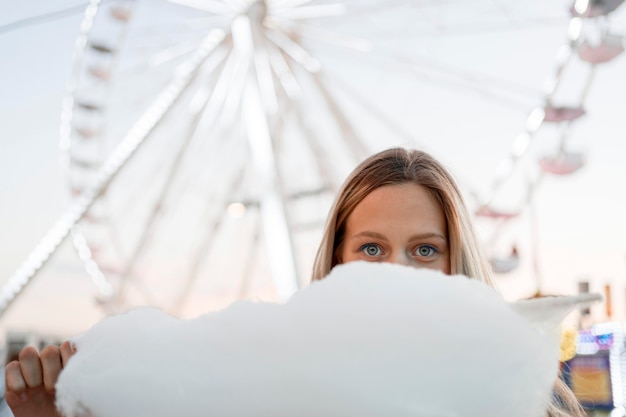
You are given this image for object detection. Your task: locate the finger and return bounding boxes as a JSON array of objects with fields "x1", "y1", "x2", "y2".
[
  {"x1": 59, "y1": 340, "x2": 76, "y2": 367},
  {"x1": 40, "y1": 345, "x2": 63, "y2": 392},
  {"x1": 18, "y1": 346, "x2": 43, "y2": 388},
  {"x1": 5, "y1": 361, "x2": 27, "y2": 397}
]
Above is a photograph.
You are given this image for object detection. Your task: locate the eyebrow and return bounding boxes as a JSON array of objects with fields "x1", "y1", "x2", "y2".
[{"x1": 351, "y1": 231, "x2": 447, "y2": 242}]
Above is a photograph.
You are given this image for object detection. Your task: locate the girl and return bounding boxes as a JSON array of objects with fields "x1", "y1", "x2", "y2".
[
  {"x1": 5, "y1": 147, "x2": 584, "y2": 417},
  {"x1": 311, "y1": 147, "x2": 583, "y2": 417}
]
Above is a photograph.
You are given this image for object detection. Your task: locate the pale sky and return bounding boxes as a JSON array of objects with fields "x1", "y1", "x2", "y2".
[{"x1": 1, "y1": 0, "x2": 625, "y2": 338}]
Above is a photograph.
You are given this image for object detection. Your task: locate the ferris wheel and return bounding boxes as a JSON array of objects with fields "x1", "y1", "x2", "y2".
[
  {"x1": 1, "y1": 0, "x2": 624, "y2": 317},
  {"x1": 476, "y1": 0, "x2": 626, "y2": 291},
  {"x1": 5, "y1": 0, "x2": 430, "y2": 316}
]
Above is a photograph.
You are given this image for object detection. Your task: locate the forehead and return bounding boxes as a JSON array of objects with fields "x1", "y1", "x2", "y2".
[{"x1": 346, "y1": 183, "x2": 447, "y2": 234}]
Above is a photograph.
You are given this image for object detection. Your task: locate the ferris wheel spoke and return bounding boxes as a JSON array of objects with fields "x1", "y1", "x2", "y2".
[
  {"x1": 114, "y1": 48, "x2": 235, "y2": 305},
  {"x1": 193, "y1": 33, "x2": 254, "y2": 132},
  {"x1": 372, "y1": 47, "x2": 542, "y2": 99},
  {"x1": 321, "y1": 70, "x2": 423, "y2": 149},
  {"x1": 343, "y1": 48, "x2": 537, "y2": 112},
  {"x1": 236, "y1": 210, "x2": 262, "y2": 299},
  {"x1": 144, "y1": 38, "x2": 206, "y2": 68},
  {"x1": 158, "y1": 37, "x2": 241, "y2": 147},
  {"x1": 243, "y1": 77, "x2": 300, "y2": 300},
  {"x1": 104, "y1": 43, "x2": 232, "y2": 238},
  {"x1": 266, "y1": 41, "x2": 302, "y2": 100},
  {"x1": 291, "y1": 94, "x2": 342, "y2": 193},
  {"x1": 252, "y1": 36, "x2": 280, "y2": 115},
  {"x1": 170, "y1": 210, "x2": 226, "y2": 315},
  {"x1": 130, "y1": 15, "x2": 224, "y2": 33},
  {"x1": 255, "y1": 50, "x2": 279, "y2": 115},
  {"x1": 309, "y1": 71, "x2": 370, "y2": 163},
  {"x1": 123, "y1": 21, "x2": 212, "y2": 41},
  {"x1": 283, "y1": 21, "x2": 372, "y2": 52},
  {"x1": 245, "y1": 11, "x2": 282, "y2": 115},
  {"x1": 104, "y1": 34, "x2": 209, "y2": 81},
  {"x1": 266, "y1": 28, "x2": 321, "y2": 72},
  {"x1": 171, "y1": 165, "x2": 248, "y2": 315},
  {"x1": 219, "y1": 69, "x2": 249, "y2": 137}
]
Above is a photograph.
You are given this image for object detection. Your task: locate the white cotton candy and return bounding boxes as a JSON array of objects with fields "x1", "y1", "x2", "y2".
[{"x1": 55, "y1": 262, "x2": 577, "y2": 417}]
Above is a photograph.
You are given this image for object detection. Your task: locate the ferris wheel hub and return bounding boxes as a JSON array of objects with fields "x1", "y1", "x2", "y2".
[{"x1": 244, "y1": 0, "x2": 268, "y2": 24}]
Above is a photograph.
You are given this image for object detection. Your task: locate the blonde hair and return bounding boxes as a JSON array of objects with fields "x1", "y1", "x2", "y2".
[
  {"x1": 311, "y1": 147, "x2": 493, "y2": 285},
  {"x1": 310, "y1": 147, "x2": 585, "y2": 417}
]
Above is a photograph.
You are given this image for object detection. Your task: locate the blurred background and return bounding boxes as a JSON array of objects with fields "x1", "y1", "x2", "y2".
[{"x1": 0, "y1": 0, "x2": 625, "y2": 412}]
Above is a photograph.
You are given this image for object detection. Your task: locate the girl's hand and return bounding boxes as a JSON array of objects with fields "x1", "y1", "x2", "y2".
[{"x1": 5, "y1": 341, "x2": 75, "y2": 417}]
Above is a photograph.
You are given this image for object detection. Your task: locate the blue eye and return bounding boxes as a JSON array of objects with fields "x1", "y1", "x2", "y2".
[
  {"x1": 360, "y1": 244, "x2": 382, "y2": 257},
  {"x1": 415, "y1": 245, "x2": 437, "y2": 257}
]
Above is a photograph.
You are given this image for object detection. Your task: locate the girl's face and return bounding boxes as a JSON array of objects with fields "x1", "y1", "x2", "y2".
[{"x1": 338, "y1": 183, "x2": 451, "y2": 274}]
